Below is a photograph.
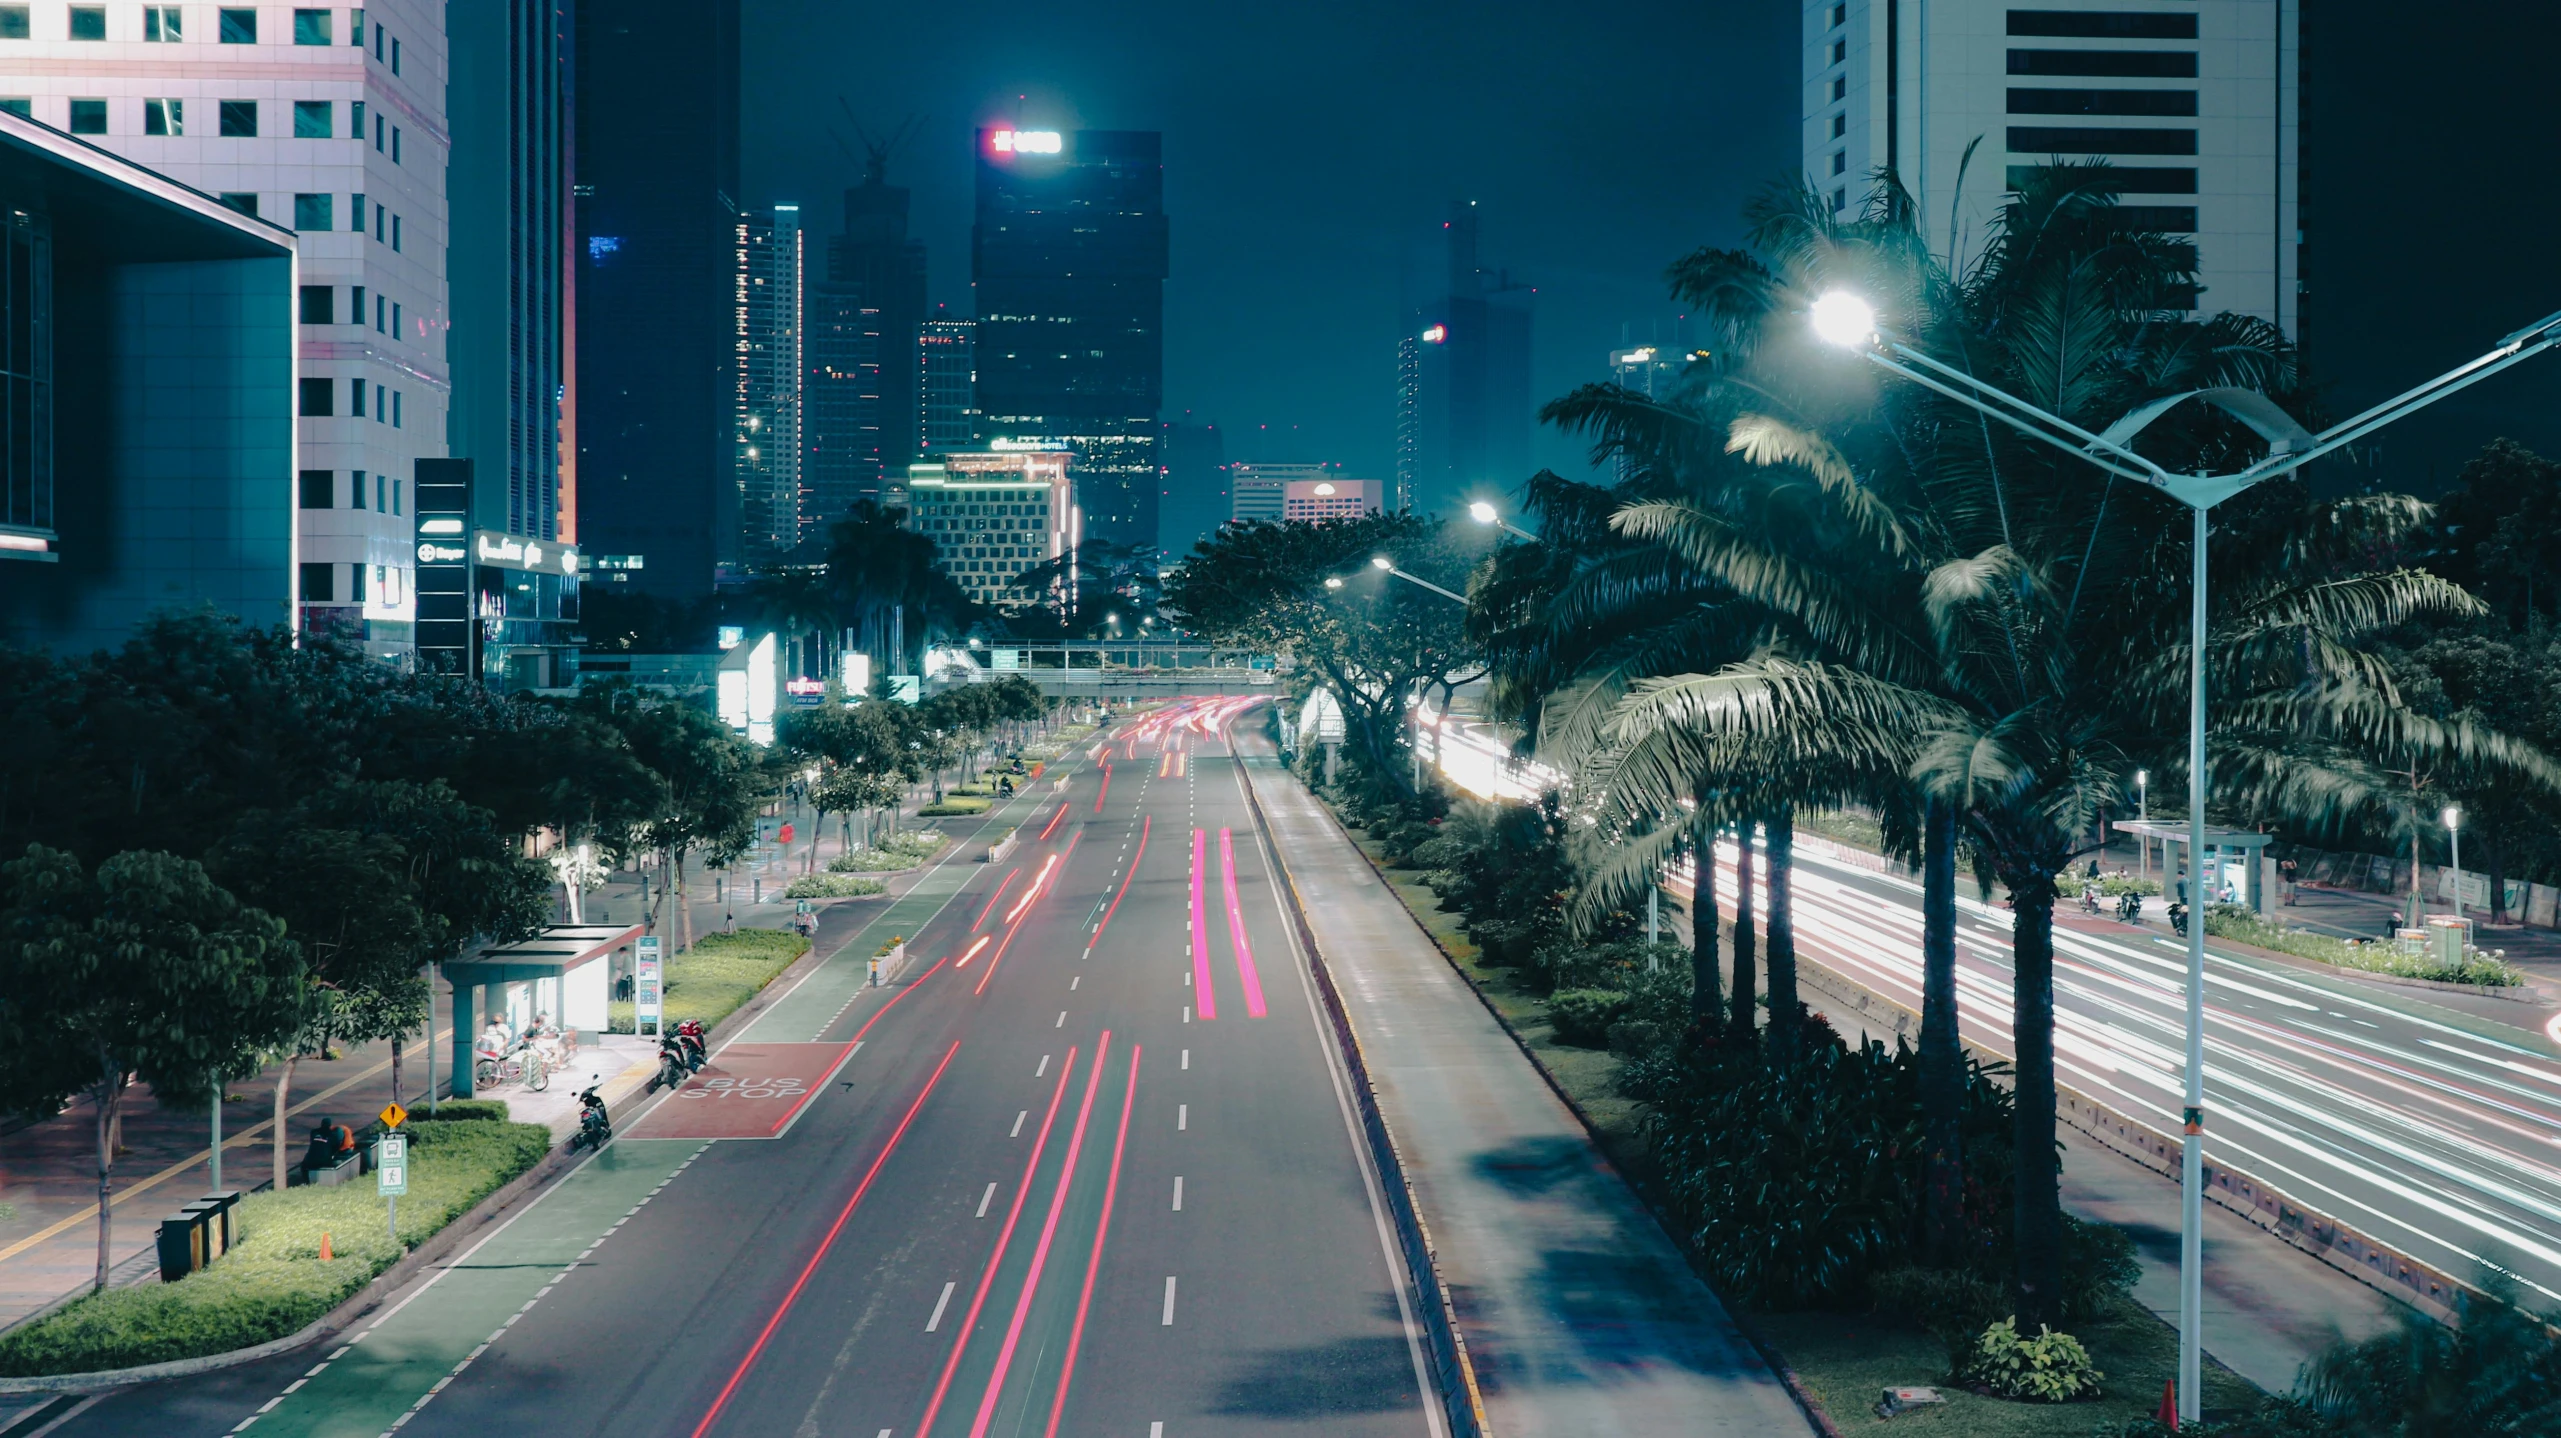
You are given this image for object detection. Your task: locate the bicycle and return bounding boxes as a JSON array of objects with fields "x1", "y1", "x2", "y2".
[{"x1": 472, "y1": 1045, "x2": 551, "y2": 1093}]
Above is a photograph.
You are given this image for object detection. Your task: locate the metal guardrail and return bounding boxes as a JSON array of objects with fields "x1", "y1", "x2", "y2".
[{"x1": 1236, "y1": 755, "x2": 1491, "y2": 1438}]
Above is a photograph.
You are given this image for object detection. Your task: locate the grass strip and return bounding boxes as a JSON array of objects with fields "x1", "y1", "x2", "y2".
[
  {"x1": 608, "y1": 926, "x2": 811, "y2": 1033},
  {"x1": 0, "y1": 1119, "x2": 550, "y2": 1376}
]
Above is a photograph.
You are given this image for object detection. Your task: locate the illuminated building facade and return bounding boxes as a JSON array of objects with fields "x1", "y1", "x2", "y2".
[
  {"x1": 918, "y1": 317, "x2": 978, "y2": 454},
  {"x1": 1282, "y1": 478, "x2": 1382, "y2": 523},
  {"x1": 734, "y1": 204, "x2": 803, "y2": 558},
  {"x1": 1808, "y1": 0, "x2": 2297, "y2": 333},
  {"x1": 899, "y1": 448, "x2": 1072, "y2": 610},
  {"x1": 973, "y1": 127, "x2": 1166, "y2": 551},
  {"x1": 804, "y1": 281, "x2": 884, "y2": 520}
]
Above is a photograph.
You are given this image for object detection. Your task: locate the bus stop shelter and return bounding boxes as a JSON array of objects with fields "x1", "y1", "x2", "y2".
[
  {"x1": 2110, "y1": 820, "x2": 2274, "y2": 914},
  {"x1": 444, "y1": 923, "x2": 642, "y2": 1097}
]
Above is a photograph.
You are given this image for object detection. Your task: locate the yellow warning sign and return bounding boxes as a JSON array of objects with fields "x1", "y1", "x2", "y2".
[{"x1": 378, "y1": 1102, "x2": 409, "y2": 1130}]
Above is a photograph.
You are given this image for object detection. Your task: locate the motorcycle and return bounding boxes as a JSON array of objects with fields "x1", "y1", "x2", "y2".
[
  {"x1": 568, "y1": 1078, "x2": 612, "y2": 1153},
  {"x1": 2167, "y1": 901, "x2": 2189, "y2": 938},
  {"x1": 2079, "y1": 886, "x2": 2104, "y2": 917},
  {"x1": 674, "y1": 1020, "x2": 708, "y2": 1074},
  {"x1": 2116, "y1": 891, "x2": 2144, "y2": 923},
  {"x1": 646, "y1": 1035, "x2": 693, "y2": 1095}
]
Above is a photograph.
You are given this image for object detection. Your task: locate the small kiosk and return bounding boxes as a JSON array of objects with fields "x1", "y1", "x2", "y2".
[
  {"x1": 445, "y1": 923, "x2": 643, "y2": 1097},
  {"x1": 2110, "y1": 820, "x2": 2274, "y2": 915}
]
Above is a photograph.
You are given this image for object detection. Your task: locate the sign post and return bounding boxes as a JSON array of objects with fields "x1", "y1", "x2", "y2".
[
  {"x1": 635, "y1": 936, "x2": 664, "y2": 1037},
  {"x1": 376, "y1": 1103, "x2": 409, "y2": 1242}
]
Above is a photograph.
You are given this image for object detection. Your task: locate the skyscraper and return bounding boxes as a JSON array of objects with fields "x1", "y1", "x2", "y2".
[
  {"x1": 734, "y1": 205, "x2": 803, "y2": 559},
  {"x1": 830, "y1": 143, "x2": 927, "y2": 471},
  {"x1": 804, "y1": 282, "x2": 884, "y2": 524},
  {"x1": 1397, "y1": 203, "x2": 1532, "y2": 519},
  {"x1": 574, "y1": 0, "x2": 740, "y2": 594},
  {"x1": 974, "y1": 127, "x2": 1168, "y2": 551},
  {"x1": 1158, "y1": 419, "x2": 1227, "y2": 554},
  {"x1": 918, "y1": 317, "x2": 979, "y2": 455},
  {"x1": 1808, "y1": 0, "x2": 2298, "y2": 334},
  {"x1": 1, "y1": 0, "x2": 451, "y2": 657},
  {"x1": 448, "y1": 0, "x2": 572, "y2": 548}
]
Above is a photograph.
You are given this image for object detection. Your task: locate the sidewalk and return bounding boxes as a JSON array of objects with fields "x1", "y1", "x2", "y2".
[
  {"x1": 0, "y1": 742, "x2": 1054, "y2": 1337},
  {"x1": 1245, "y1": 750, "x2": 1814, "y2": 1436}
]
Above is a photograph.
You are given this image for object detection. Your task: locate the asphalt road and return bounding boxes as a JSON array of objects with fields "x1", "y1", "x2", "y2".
[
  {"x1": 54, "y1": 699, "x2": 1433, "y2": 1438},
  {"x1": 1739, "y1": 838, "x2": 2561, "y2": 1311}
]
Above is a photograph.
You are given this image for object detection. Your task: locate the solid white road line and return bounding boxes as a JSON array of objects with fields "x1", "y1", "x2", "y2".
[
  {"x1": 976, "y1": 1183, "x2": 997, "y2": 1218},
  {"x1": 926, "y1": 1280, "x2": 956, "y2": 1332},
  {"x1": 1161, "y1": 1276, "x2": 1178, "y2": 1325}
]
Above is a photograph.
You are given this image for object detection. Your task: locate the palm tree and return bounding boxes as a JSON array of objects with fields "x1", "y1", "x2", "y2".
[{"x1": 1546, "y1": 163, "x2": 2519, "y2": 1325}]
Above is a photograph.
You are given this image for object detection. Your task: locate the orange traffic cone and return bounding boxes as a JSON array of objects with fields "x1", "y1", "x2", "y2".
[
  {"x1": 319, "y1": 1232, "x2": 334, "y2": 1262},
  {"x1": 2154, "y1": 1379, "x2": 2179, "y2": 1430}
]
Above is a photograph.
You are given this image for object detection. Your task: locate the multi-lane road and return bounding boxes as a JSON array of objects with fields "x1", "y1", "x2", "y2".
[
  {"x1": 55, "y1": 698, "x2": 1437, "y2": 1438},
  {"x1": 1744, "y1": 838, "x2": 2561, "y2": 1310}
]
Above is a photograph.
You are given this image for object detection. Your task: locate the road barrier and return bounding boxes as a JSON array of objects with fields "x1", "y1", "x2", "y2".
[{"x1": 1237, "y1": 761, "x2": 1491, "y2": 1438}]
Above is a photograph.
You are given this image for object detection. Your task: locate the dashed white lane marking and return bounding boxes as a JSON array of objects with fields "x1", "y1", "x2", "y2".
[
  {"x1": 1011, "y1": 1110, "x2": 1028, "y2": 1137},
  {"x1": 927, "y1": 1280, "x2": 957, "y2": 1332},
  {"x1": 1036, "y1": 1054, "x2": 1051, "y2": 1078},
  {"x1": 1183, "y1": 1006, "x2": 1191, "y2": 1024},
  {"x1": 976, "y1": 1182, "x2": 998, "y2": 1218},
  {"x1": 1070, "y1": 975, "x2": 1081, "y2": 990},
  {"x1": 1172, "y1": 1176, "x2": 1184, "y2": 1211},
  {"x1": 1178, "y1": 1104, "x2": 1188, "y2": 1131},
  {"x1": 1151, "y1": 1425, "x2": 1165, "y2": 1438},
  {"x1": 1054, "y1": 1011, "x2": 1067, "y2": 1028},
  {"x1": 1181, "y1": 1049, "x2": 1190, "y2": 1070},
  {"x1": 1161, "y1": 1276, "x2": 1179, "y2": 1326}
]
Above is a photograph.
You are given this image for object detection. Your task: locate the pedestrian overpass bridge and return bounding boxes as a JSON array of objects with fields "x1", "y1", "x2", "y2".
[{"x1": 929, "y1": 642, "x2": 1281, "y2": 697}]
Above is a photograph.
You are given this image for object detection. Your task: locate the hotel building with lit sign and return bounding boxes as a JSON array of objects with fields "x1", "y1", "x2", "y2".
[
  {"x1": 898, "y1": 448, "x2": 1072, "y2": 610},
  {"x1": 1283, "y1": 478, "x2": 1382, "y2": 523}
]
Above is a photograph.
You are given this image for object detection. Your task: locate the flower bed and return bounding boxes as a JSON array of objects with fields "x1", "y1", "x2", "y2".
[{"x1": 0, "y1": 1118, "x2": 551, "y2": 1376}]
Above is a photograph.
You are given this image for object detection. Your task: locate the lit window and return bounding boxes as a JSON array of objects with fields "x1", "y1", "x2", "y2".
[
  {"x1": 219, "y1": 7, "x2": 256, "y2": 43},
  {"x1": 142, "y1": 5, "x2": 179, "y2": 40},
  {"x1": 219, "y1": 100, "x2": 256, "y2": 137},
  {"x1": 295, "y1": 100, "x2": 332, "y2": 138},
  {"x1": 292, "y1": 8, "x2": 331, "y2": 44},
  {"x1": 143, "y1": 97, "x2": 181, "y2": 135},
  {"x1": 67, "y1": 6, "x2": 104, "y2": 40},
  {"x1": 67, "y1": 99, "x2": 104, "y2": 134}
]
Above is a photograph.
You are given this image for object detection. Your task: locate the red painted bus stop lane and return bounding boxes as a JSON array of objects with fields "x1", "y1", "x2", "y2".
[{"x1": 624, "y1": 1042, "x2": 860, "y2": 1141}]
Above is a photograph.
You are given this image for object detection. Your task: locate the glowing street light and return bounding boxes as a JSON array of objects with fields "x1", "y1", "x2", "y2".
[
  {"x1": 1467, "y1": 500, "x2": 1540, "y2": 541},
  {"x1": 1809, "y1": 290, "x2": 1879, "y2": 349},
  {"x1": 1370, "y1": 555, "x2": 1393, "y2": 570}
]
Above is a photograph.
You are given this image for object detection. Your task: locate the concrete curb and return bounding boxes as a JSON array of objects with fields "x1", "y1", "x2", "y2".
[
  {"x1": 1790, "y1": 953, "x2": 2472, "y2": 1327},
  {"x1": 1311, "y1": 798, "x2": 1846, "y2": 1438}
]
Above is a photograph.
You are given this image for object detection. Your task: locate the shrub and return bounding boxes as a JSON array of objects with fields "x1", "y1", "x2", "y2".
[
  {"x1": 784, "y1": 873, "x2": 885, "y2": 899},
  {"x1": 919, "y1": 797, "x2": 990, "y2": 816},
  {"x1": 2060, "y1": 1213, "x2": 2142, "y2": 1321},
  {"x1": 0, "y1": 1120, "x2": 550, "y2": 1375},
  {"x1": 2204, "y1": 904, "x2": 2524, "y2": 986},
  {"x1": 880, "y1": 830, "x2": 946, "y2": 857},
  {"x1": 1409, "y1": 834, "x2": 1464, "y2": 870},
  {"x1": 829, "y1": 848, "x2": 921, "y2": 873},
  {"x1": 1606, "y1": 962, "x2": 1698, "y2": 1061},
  {"x1": 419, "y1": 1099, "x2": 508, "y2": 1123},
  {"x1": 1957, "y1": 1317, "x2": 2103, "y2": 1402},
  {"x1": 1641, "y1": 1036, "x2": 2018, "y2": 1309},
  {"x1": 2098, "y1": 874, "x2": 2162, "y2": 898},
  {"x1": 1547, "y1": 989, "x2": 1629, "y2": 1047}
]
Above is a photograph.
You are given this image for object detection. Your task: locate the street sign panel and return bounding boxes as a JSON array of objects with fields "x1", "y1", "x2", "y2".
[
  {"x1": 635, "y1": 936, "x2": 664, "y2": 1033},
  {"x1": 378, "y1": 1102, "x2": 408, "y2": 1130},
  {"x1": 376, "y1": 1133, "x2": 408, "y2": 1196}
]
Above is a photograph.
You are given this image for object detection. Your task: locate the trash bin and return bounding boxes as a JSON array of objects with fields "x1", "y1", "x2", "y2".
[{"x1": 155, "y1": 1209, "x2": 206, "y2": 1283}]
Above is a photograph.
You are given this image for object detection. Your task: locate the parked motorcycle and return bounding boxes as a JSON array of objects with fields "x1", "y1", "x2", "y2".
[
  {"x1": 646, "y1": 1035, "x2": 692, "y2": 1095},
  {"x1": 568, "y1": 1079, "x2": 612, "y2": 1153},
  {"x1": 674, "y1": 1020, "x2": 708, "y2": 1074},
  {"x1": 2167, "y1": 901, "x2": 2189, "y2": 938}
]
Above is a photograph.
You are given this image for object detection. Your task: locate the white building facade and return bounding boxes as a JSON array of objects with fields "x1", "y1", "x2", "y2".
[
  {"x1": 1, "y1": 0, "x2": 450, "y2": 656},
  {"x1": 900, "y1": 448, "x2": 1070, "y2": 610},
  {"x1": 1806, "y1": 0, "x2": 2298, "y2": 334}
]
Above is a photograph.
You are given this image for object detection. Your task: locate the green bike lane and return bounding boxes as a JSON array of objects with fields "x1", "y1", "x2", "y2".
[{"x1": 70, "y1": 762, "x2": 1101, "y2": 1438}]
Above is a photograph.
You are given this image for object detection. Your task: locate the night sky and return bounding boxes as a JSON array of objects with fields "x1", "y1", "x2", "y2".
[{"x1": 742, "y1": 1, "x2": 2558, "y2": 501}]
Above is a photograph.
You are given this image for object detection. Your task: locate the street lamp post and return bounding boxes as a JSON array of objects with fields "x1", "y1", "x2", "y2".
[
  {"x1": 1814, "y1": 289, "x2": 2561, "y2": 1421},
  {"x1": 1467, "y1": 500, "x2": 1541, "y2": 543},
  {"x1": 2445, "y1": 805, "x2": 2464, "y2": 923}
]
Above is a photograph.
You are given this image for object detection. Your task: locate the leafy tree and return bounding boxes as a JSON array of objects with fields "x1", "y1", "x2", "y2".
[
  {"x1": 0, "y1": 846, "x2": 304, "y2": 1290},
  {"x1": 609, "y1": 698, "x2": 767, "y2": 952},
  {"x1": 1166, "y1": 514, "x2": 1483, "y2": 796}
]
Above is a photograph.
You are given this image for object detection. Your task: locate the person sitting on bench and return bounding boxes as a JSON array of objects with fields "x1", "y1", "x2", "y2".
[{"x1": 300, "y1": 1115, "x2": 355, "y2": 1179}]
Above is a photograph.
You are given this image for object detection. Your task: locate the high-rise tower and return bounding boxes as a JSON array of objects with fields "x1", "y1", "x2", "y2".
[
  {"x1": 734, "y1": 205, "x2": 803, "y2": 559},
  {"x1": 973, "y1": 126, "x2": 1168, "y2": 551},
  {"x1": 1396, "y1": 203, "x2": 1531, "y2": 519},
  {"x1": 829, "y1": 136, "x2": 927, "y2": 472}
]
